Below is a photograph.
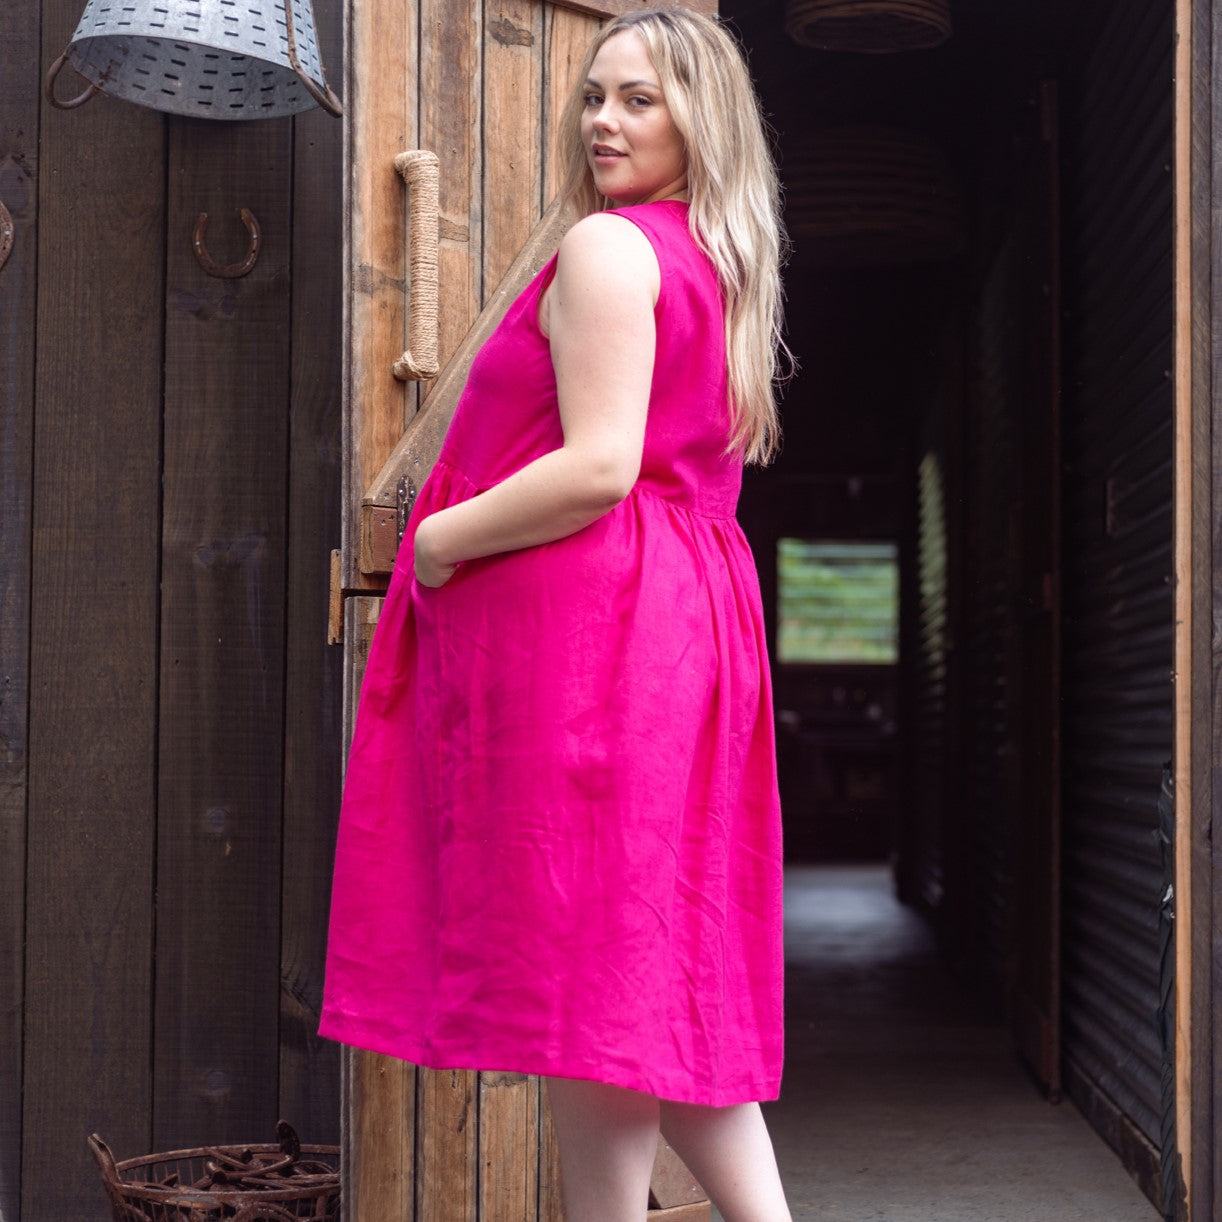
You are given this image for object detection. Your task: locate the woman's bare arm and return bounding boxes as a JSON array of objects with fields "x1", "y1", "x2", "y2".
[{"x1": 412, "y1": 211, "x2": 660, "y2": 587}]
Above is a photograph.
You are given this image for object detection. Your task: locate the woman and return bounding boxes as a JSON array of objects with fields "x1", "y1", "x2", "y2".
[{"x1": 322, "y1": 9, "x2": 792, "y2": 1219}]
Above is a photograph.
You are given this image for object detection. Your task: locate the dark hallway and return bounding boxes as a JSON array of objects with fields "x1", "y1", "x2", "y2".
[{"x1": 753, "y1": 867, "x2": 1157, "y2": 1221}]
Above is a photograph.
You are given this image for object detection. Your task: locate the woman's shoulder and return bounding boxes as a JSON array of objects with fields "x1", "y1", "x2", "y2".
[
  {"x1": 555, "y1": 211, "x2": 662, "y2": 295},
  {"x1": 561, "y1": 209, "x2": 657, "y2": 257}
]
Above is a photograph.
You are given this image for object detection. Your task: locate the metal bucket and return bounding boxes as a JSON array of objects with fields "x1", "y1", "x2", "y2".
[{"x1": 47, "y1": 0, "x2": 341, "y2": 119}]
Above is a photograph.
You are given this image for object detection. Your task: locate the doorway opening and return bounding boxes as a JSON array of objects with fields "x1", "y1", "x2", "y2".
[{"x1": 725, "y1": 0, "x2": 1176, "y2": 1215}]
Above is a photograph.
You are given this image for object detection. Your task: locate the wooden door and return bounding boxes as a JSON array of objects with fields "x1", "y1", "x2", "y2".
[{"x1": 337, "y1": 1, "x2": 716, "y2": 1217}]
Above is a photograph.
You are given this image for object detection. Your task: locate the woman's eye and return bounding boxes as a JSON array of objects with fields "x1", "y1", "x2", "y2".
[
  {"x1": 629, "y1": 96, "x2": 652, "y2": 108},
  {"x1": 583, "y1": 93, "x2": 602, "y2": 107}
]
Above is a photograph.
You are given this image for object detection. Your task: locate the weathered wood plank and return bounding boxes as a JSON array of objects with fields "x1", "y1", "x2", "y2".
[
  {"x1": 0, "y1": 3, "x2": 39, "y2": 1215},
  {"x1": 647, "y1": 1203, "x2": 713, "y2": 1221},
  {"x1": 417, "y1": 1068, "x2": 477, "y2": 1221},
  {"x1": 538, "y1": 1083, "x2": 565, "y2": 1222},
  {"x1": 344, "y1": 0, "x2": 416, "y2": 590},
  {"x1": 279, "y1": 0, "x2": 346, "y2": 1146},
  {"x1": 551, "y1": 0, "x2": 716, "y2": 17},
  {"x1": 649, "y1": 1136, "x2": 706, "y2": 1210},
  {"x1": 478, "y1": 1072, "x2": 539, "y2": 1221},
  {"x1": 153, "y1": 115, "x2": 292, "y2": 1148},
  {"x1": 544, "y1": 4, "x2": 597, "y2": 203},
  {"x1": 421, "y1": 0, "x2": 484, "y2": 360},
  {"x1": 484, "y1": 0, "x2": 544, "y2": 289},
  {"x1": 1186, "y1": 0, "x2": 1216, "y2": 1213},
  {"x1": 22, "y1": 6, "x2": 165, "y2": 1213},
  {"x1": 348, "y1": 1048, "x2": 416, "y2": 1220}
]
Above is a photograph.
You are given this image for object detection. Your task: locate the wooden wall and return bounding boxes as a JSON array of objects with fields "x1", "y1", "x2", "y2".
[{"x1": 0, "y1": 1, "x2": 344, "y2": 1216}]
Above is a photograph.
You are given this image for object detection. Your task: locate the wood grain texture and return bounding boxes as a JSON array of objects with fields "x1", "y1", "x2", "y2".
[
  {"x1": 543, "y1": 4, "x2": 597, "y2": 203},
  {"x1": 421, "y1": 0, "x2": 484, "y2": 365},
  {"x1": 484, "y1": 0, "x2": 544, "y2": 290},
  {"x1": 478, "y1": 1072, "x2": 539, "y2": 1221},
  {"x1": 647, "y1": 1203, "x2": 713, "y2": 1221},
  {"x1": 649, "y1": 1136, "x2": 705, "y2": 1209},
  {"x1": 537, "y1": 1083, "x2": 565, "y2": 1222},
  {"x1": 153, "y1": 115, "x2": 291, "y2": 1148},
  {"x1": 417, "y1": 1068, "x2": 478, "y2": 1221},
  {"x1": 551, "y1": 0, "x2": 716, "y2": 16},
  {"x1": 279, "y1": 0, "x2": 346, "y2": 1146},
  {"x1": 0, "y1": 2, "x2": 38, "y2": 1214},
  {"x1": 348, "y1": 1049, "x2": 416, "y2": 1220},
  {"x1": 22, "y1": 5, "x2": 165, "y2": 1213},
  {"x1": 344, "y1": 0, "x2": 416, "y2": 589},
  {"x1": 1185, "y1": 0, "x2": 1214, "y2": 1213}
]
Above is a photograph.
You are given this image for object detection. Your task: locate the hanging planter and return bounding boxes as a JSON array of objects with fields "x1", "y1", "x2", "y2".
[
  {"x1": 46, "y1": 0, "x2": 342, "y2": 118},
  {"x1": 785, "y1": 0, "x2": 953, "y2": 53},
  {"x1": 783, "y1": 125, "x2": 964, "y2": 264}
]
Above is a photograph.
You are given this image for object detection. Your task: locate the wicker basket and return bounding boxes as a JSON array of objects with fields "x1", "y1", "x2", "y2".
[
  {"x1": 783, "y1": 125, "x2": 964, "y2": 264},
  {"x1": 89, "y1": 1122, "x2": 340, "y2": 1221}
]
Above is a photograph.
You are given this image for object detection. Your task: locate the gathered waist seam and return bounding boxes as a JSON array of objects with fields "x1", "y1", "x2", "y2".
[{"x1": 432, "y1": 455, "x2": 739, "y2": 523}]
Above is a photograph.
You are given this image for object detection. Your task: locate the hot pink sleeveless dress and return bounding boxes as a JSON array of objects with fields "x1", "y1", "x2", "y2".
[{"x1": 320, "y1": 199, "x2": 784, "y2": 1105}]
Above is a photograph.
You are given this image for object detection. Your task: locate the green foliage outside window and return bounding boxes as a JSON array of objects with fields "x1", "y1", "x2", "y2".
[{"x1": 777, "y1": 539, "x2": 898, "y2": 664}]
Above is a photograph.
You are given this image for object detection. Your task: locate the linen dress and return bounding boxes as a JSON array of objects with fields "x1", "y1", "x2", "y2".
[{"x1": 320, "y1": 198, "x2": 784, "y2": 1106}]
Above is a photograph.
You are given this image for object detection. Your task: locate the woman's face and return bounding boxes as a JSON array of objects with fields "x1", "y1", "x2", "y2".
[{"x1": 580, "y1": 30, "x2": 688, "y2": 206}]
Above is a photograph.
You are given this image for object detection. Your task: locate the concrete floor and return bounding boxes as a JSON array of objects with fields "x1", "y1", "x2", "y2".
[{"x1": 742, "y1": 865, "x2": 1159, "y2": 1222}]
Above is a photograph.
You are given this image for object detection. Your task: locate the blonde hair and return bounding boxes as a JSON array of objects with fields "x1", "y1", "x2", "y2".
[{"x1": 557, "y1": 8, "x2": 790, "y2": 465}]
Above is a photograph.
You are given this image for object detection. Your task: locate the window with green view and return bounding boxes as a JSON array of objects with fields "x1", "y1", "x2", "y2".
[{"x1": 776, "y1": 539, "x2": 899, "y2": 664}]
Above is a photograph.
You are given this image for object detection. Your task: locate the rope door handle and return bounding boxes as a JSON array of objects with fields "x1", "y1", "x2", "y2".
[{"x1": 392, "y1": 150, "x2": 440, "y2": 382}]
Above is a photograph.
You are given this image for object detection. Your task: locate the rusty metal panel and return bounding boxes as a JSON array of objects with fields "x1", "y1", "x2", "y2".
[{"x1": 1058, "y1": 0, "x2": 1174, "y2": 1206}]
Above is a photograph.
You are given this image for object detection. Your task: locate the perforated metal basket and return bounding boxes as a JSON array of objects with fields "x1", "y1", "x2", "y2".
[{"x1": 48, "y1": 0, "x2": 341, "y2": 119}]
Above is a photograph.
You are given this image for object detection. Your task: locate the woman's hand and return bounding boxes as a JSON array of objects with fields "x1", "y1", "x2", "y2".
[{"x1": 413, "y1": 513, "x2": 459, "y2": 588}]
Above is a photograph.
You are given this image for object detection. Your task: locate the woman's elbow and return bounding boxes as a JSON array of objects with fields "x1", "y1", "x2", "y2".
[{"x1": 582, "y1": 452, "x2": 641, "y2": 510}]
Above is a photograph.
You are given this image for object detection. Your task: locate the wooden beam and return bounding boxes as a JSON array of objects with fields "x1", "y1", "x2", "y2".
[
  {"x1": 550, "y1": 0, "x2": 716, "y2": 18},
  {"x1": 279, "y1": 0, "x2": 345, "y2": 1140},
  {"x1": 24, "y1": 2, "x2": 165, "y2": 1209},
  {"x1": 343, "y1": 0, "x2": 416, "y2": 591},
  {"x1": 1175, "y1": 0, "x2": 1213, "y2": 1216},
  {"x1": 154, "y1": 112, "x2": 291, "y2": 1150},
  {"x1": 0, "y1": 2, "x2": 39, "y2": 1213},
  {"x1": 647, "y1": 1204, "x2": 712, "y2": 1221}
]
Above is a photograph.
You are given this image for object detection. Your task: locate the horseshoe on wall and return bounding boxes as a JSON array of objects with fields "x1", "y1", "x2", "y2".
[{"x1": 192, "y1": 209, "x2": 262, "y2": 279}]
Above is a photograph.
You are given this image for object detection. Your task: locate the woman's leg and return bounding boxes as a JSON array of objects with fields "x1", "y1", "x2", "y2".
[
  {"x1": 545, "y1": 1077, "x2": 660, "y2": 1222},
  {"x1": 659, "y1": 1099, "x2": 792, "y2": 1222}
]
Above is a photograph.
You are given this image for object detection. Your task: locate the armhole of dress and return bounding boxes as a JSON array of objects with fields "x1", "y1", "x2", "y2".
[
  {"x1": 604, "y1": 208, "x2": 667, "y2": 313},
  {"x1": 532, "y1": 254, "x2": 560, "y2": 339}
]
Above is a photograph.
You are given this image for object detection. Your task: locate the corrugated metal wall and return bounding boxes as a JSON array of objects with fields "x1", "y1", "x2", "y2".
[
  {"x1": 1057, "y1": 0, "x2": 1173, "y2": 1200},
  {"x1": 901, "y1": 0, "x2": 1175, "y2": 1201}
]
